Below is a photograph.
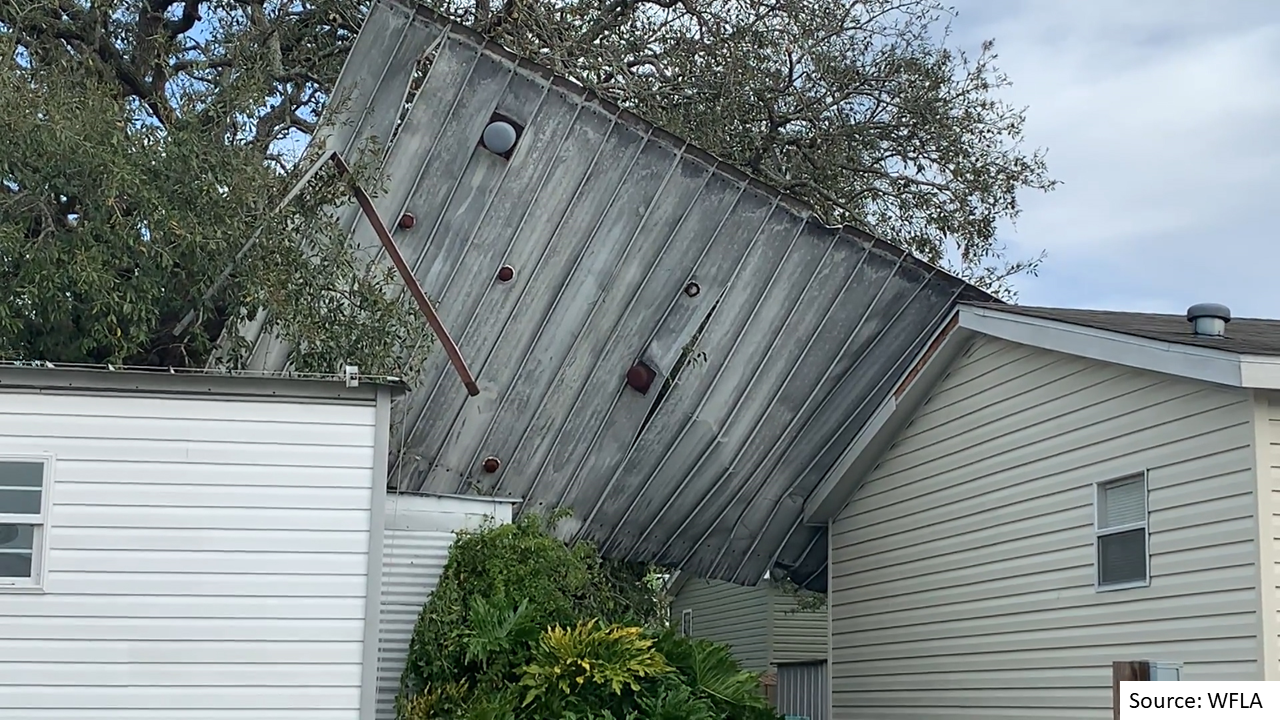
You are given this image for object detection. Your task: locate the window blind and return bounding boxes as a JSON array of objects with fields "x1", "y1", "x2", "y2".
[{"x1": 1100, "y1": 477, "x2": 1145, "y2": 529}]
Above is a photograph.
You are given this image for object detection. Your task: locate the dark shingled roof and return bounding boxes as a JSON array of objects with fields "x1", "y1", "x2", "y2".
[{"x1": 967, "y1": 303, "x2": 1280, "y2": 356}]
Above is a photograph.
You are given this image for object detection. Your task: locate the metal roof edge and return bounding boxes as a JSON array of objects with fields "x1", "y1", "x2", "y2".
[
  {"x1": 389, "y1": 489, "x2": 522, "y2": 503},
  {"x1": 0, "y1": 362, "x2": 400, "y2": 402}
]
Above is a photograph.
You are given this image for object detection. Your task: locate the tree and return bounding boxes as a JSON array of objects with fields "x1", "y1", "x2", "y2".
[
  {"x1": 458, "y1": 0, "x2": 1058, "y2": 296},
  {"x1": 0, "y1": 0, "x2": 427, "y2": 374},
  {"x1": 1, "y1": 0, "x2": 1053, "y2": 375}
]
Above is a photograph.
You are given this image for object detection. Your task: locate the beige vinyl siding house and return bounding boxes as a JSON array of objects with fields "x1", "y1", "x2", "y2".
[
  {"x1": 830, "y1": 336, "x2": 1260, "y2": 717},
  {"x1": 671, "y1": 578, "x2": 771, "y2": 672},
  {"x1": 801, "y1": 302, "x2": 1280, "y2": 720},
  {"x1": 669, "y1": 576, "x2": 827, "y2": 673}
]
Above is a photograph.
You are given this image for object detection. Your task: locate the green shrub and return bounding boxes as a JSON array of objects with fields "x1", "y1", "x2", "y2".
[
  {"x1": 520, "y1": 620, "x2": 672, "y2": 716},
  {"x1": 397, "y1": 512, "x2": 780, "y2": 720}
]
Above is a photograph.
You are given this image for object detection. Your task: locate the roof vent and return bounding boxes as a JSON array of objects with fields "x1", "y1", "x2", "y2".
[{"x1": 1186, "y1": 303, "x2": 1231, "y2": 338}]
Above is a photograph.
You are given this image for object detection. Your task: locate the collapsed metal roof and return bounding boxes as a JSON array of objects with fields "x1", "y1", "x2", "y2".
[{"x1": 240, "y1": 0, "x2": 992, "y2": 591}]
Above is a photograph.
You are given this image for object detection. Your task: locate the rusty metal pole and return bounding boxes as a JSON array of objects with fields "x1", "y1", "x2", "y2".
[{"x1": 331, "y1": 152, "x2": 480, "y2": 397}]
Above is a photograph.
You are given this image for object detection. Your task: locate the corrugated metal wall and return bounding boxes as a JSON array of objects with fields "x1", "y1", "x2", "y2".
[
  {"x1": 376, "y1": 493, "x2": 514, "y2": 720},
  {"x1": 776, "y1": 661, "x2": 828, "y2": 720}
]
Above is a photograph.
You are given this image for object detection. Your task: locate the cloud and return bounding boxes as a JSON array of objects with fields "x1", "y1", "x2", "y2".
[{"x1": 948, "y1": 0, "x2": 1280, "y2": 317}]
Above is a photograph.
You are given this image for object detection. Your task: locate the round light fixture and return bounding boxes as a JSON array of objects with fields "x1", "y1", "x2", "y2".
[{"x1": 481, "y1": 121, "x2": 518, "y2": 155}]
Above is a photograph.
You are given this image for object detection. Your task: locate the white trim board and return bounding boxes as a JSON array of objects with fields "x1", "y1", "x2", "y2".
[
  {"x1": 665, "y1": 570, "x2": 690, "y2": 598},
  {"x1": 804, "y1": 314, "x2": 975, "y2": 524},
  {"x1": 359, "y1": 386, "x2": 393, "y2": 720},
  {"x1": 804, "y1": 303, "x2": 1280, "y2": 525},
  {"x1": 960, "y1": 305, "x2": 1280, "y2": 392}
]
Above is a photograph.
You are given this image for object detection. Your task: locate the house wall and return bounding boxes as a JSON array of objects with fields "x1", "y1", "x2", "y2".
[
  {"x1": 0, "y1": 390, "x2": 380, "y2": 719},
  {"x1": 1258, "y1": 391, "x2": 1280, "y2": 679},
  {"x1": 769, "y1": 591, "x2": 829, "y2": 664},
  {"x1": 829, "y1": 336, "x2": 1261, "y2": 719},
  {"x1": 670, "y1": 578, "x2": 771, "y2": 672},
  {"x1": 376, "y1": 493, "x2": 514, "y2": 720}
]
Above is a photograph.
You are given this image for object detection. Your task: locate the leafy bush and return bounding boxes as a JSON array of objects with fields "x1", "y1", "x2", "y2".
[
  {"x1": 397, "y1": 513, "x2": 780, "y2": 720},
  {"x1": 520, "y1": 620, "x2": 671, "y2": 716}
]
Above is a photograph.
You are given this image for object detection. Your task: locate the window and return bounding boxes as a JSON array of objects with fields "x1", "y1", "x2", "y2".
[
  {"x1": 1095, "y1": 473, "x2": 1149, "y2": 590},
  {"x1": 680, "y1": 609, "x2": 693, "y2": 637},
  {"x1": 0, "y1": 457, "x2": 51, "y2": 588}
]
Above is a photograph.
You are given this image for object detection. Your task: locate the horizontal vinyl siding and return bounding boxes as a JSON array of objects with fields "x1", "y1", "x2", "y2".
[
  {"x1": 0, "y1": 392, "x2": 377, "y2": 720},
  {"x1": 769, "y1": 591, "x2": 829, "y2": 663},
  {"x1": 671, "y1": 579, "x2": 771, "y2": 672},
  {"x1": 830, "y1": 337, "x2": 1259, "y2": 720}
]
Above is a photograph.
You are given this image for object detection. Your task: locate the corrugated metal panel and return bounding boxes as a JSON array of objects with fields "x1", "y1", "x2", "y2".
[
  {"x1": 830, "y1": 337, "x2": 1261, "y2": 717},
  {"x1": 669, "y1": 579, "x2": 771, "y2": 672},
  {"x1": 375, "y1": 493, "x2": 513, "y2": 720},
  {"x1": 776, "y1": 661, "x2": 828, "y2": 720},
  {"x1": 0, "y1": 390, "x2": 378, "y2": 718},
  {"x1": 769, "y1": 592, "x2": 828, "y2": 664},
  {"x1": 235, "y1": 0, "x2": 994, "y2": 591}
]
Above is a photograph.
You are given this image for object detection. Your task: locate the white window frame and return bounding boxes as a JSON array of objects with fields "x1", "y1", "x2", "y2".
[
  {"x1": 0, "y1": 454, "x2": 54, "y2": 592},
  {"x1": 680, "y1": 608, "x2": 693, "y2": 637},
  {"x1": 1093, "y1": 471, "x2": 1150, "y2": 592}
]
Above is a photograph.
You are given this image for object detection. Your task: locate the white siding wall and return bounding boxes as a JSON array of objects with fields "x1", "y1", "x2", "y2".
[
  {"x1": 670, "y1": 579, "x2": 771, "y2": 672},
  {"x1": 0, "y1": 391, "x2": 378, "y2": 720},
  {"x1": 376, "y1": 494, "x2": 513, "y2": 720},
  {"x1": 830, "y1": 337, "x2": 1260, "y2": 719}
]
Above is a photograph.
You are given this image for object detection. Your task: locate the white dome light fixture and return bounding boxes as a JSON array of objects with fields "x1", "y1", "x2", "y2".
[{"x1": 481, "y1": 120, "x2": 518, "y2": 156}]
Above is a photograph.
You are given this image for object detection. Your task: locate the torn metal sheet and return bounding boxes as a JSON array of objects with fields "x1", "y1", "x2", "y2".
[{"x1": 236, "y1": 0, "x2": 994, "y2": 591}]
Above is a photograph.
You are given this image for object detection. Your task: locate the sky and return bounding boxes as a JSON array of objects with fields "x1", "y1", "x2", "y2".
[{"x1": 947, "y1": 0, "x2": 1280, "y2": 318}]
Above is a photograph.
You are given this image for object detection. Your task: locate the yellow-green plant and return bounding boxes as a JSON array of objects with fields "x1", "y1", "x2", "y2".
[
  {"x1": 520, "y1": 620, "x2": 672, "y2": 712},
  {"x1": 397, "y1": 679, "x2": 471, "y2": 720}
]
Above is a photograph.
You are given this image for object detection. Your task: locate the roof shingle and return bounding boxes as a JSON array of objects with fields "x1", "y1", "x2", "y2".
[{"x1": 969, "y1": 303, "x2": 1280, "y2": 356}]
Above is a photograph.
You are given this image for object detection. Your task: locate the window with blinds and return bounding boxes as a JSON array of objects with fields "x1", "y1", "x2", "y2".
[{"x1": 1095, "y1": 474, "x2": 1148, "y2": 589}]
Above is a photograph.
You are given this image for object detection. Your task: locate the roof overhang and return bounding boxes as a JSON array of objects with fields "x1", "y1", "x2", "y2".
[
  {"x1": 960, "y1": 304, "x2": 1280, "y2": 391},
  {"x1": 804, "y1": 303, "x2": 1280, "y2": 524}
]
